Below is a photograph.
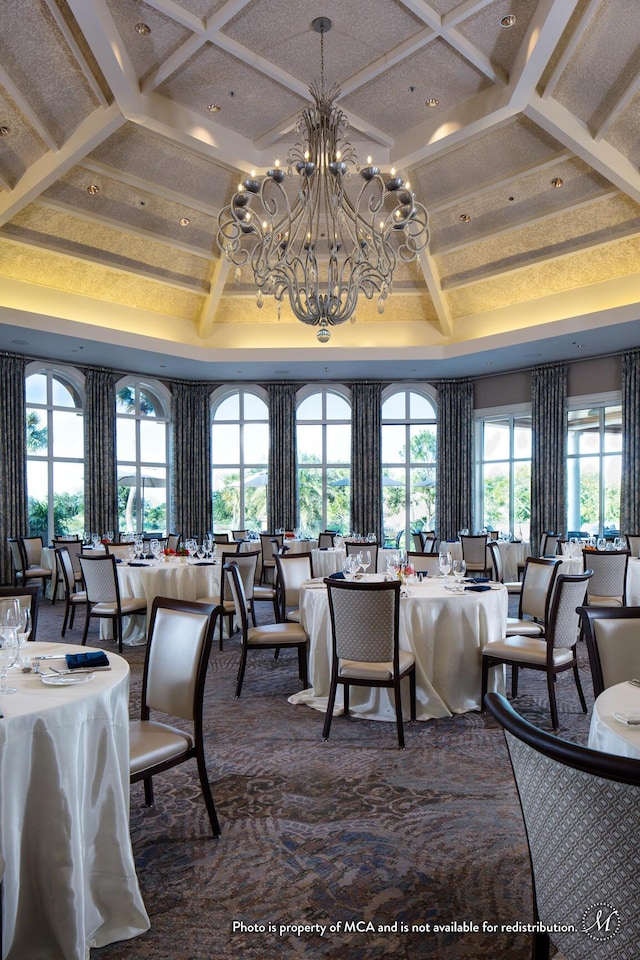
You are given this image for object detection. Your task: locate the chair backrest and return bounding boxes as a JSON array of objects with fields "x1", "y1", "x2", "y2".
[
  {"x1": 624, "y1": 534, "x2": 640, "y2": 557},
  {"x1": 546, "y1": 572, "x2": 592, "y2": 651},
  {"x1": 582, "y1": 549, "x2": 629, "y2": 603},
  {"x1": 486, "y1": 541, "x2": 503, "y2": 582},
  {"x1": 274, "y1": 552, "x2": 313, "y2": 613},
  {"x1": 142, "y1": 598, "x2": 219, "y2": 721},
  {"x1": 317, "y1": 532, "x2": 335, "y2": 549},
  {"x1": 326, "y1": 578, "x2": 400, "y2": 665},
  {"x1": 21, "y1": 536, "x2": 44, "y2": 567},
  {"x1": 220, "y1": 549, "x2": 259, "y2": 602},
  {"x1": 460, "y1": 534, "x2": 488, "y2": 565},
  {"x1": 78, "y1": 554, "x2": 119, "y2": 604},
  {"x1": 519, "y1": 557, "x2": 561, "y2": 623},
  {"x1": 578, "y1": 605, "x2": 640, "y2": 698},
  {"x1": 219, "y1": 540, "x2": 241, "y2": 555},
  {"x1": 231, "y1": 529, "x2": 248, "y2": 540},
  {"x1": 261, "y1": 533, "x2": 283, "y2": 561},
  {"x1": 213, "y1": 532, "x2": 230, "y2": 544},
  {"x1": 7, "y1": 538, "x2": 25, "y2": 574},
  {"x1": 166, "y1": 533, "x2": 181, "y2": 551},
  {"x1": 423, "y1": 536, "x2": 438, "y2": 554},
  {"x1": 345, "y1": 541, "x2": 379, "y2": 571},
  {"x1": 106, "y1": 542, "x2": 134, "y2": 561},
  {"x1": 485, "y1": 692, "x2": 640, "y2": 960},
  {"x1": 411, "y1": 532, "x2": 424, "y2": 552},
  {"x1": 224, "y1": 561, "x2": 250, "y2": 636},
  {"x1": 405, "y1": 551, "x2": 441, "y2": 576},
  {"x1": 55, "y1": 547, "x2": 79, "y2": 597},
  {"x1": 53, "y1": 538, "x2": 84, "y2": 576},
  {"x1": 0, "y1": 586, "x2": 39, "y2": 640},
  {"x1": 539, "y1": 532, "x2": 560, "y2": 557}
]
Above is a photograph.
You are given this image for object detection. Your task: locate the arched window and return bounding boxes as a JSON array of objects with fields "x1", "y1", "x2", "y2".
[
  {"x1": 296, "y1": 386, "x2": 351, "y2": 535},
  {"x1": 381, "y1": 386, "x2": 437, "y2": 550},
  {"x1": 211, "y1": 386, "x2": 269, "y2": 534},
  {"x1": 116, "y1": 379, "x2": 171, "y2": 535},
  {"x1": 25, "y1": 364, "x2": 85, "y2": 542}
]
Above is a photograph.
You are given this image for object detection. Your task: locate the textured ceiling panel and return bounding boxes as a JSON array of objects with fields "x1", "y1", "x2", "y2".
[
  {"x1": 606, "y1": 92, "x2": 640, "y2": 167},
  {"x1": 105, "y1": 0, "x2": 194, "y2": 83},
  {"x1": 454, "y1": 0, "x2": 536, "y2": 75},
  {"x1": 0, "y1": 92, "x2": 47, "y2": 188}
]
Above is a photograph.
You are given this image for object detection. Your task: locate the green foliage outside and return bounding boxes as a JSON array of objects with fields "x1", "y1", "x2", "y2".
[
  {"x1": 297, "y1": 457, "x2": 350, "y2": 535},
  {"x1": 483, "y1": 464, "x2": 531, "y2": 534},
  {"x1": 383, "y1": 429, "x2": 437, "y2": 544},
  {"x1": 28, "y1": 493, "x2": 84, "y2": 539},
  {"x1": 213, "y1": 476, "x2": 267, "y2": 532}
]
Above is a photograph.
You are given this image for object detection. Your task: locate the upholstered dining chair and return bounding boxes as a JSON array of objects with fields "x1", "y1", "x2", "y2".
[
  {"x1": 345, "y1": 540, "x2": 379, "y2": 573},
  {"x1": 578, "y1": 605, "x2": 640, "y2": 699},
  {"x1": 0, "y1": 585, "x2": 39, "y2": 642},
  {"x1": 317, "y1": 531, "x2": 336, "y2": 549},
  {"x1": 78, "y1": 553, "x2": 147, "y2": 652},
  {"x1": 51, "y1": 537, "x2": 83, "y2": 596},
  {"x1": 273, "y1": 551, "x2": 314, "y2": 622},
  {"x1": 485, "y1": 692, "x2": 640, "y2": 960},
  {"x1": 624, "y1": 533, "x2": 640, "y2": 557},
  {"x1": 197, "y1": 548, "x2": 259, "y2": 649},
  {"x1": 231, "y1": 529, "x2": 248, "y2": 541},
  {"x1": 405, "y1": 551, "x2": 441, "y2": 576},
  {"x1": 506, "y1": 557, "x2": 561, "y2": 639},
  {"x1": 213, "y1": 532, "x2": 230, "y2": 545},
  {"x1": 224, "y1": 561, "x2": 309, "y2": 698},
  {"x1": 129, "y1": 597, "x2": 223, "y2": 838},
  {"x1": 106, "y1": 542, "x2": 135, "y2": 561},
  {"x1": 460, "y1": 534, "x2": 489, "y2": 575},
  {"x1": 166, "y1": 533, "x2": 181, "y2": 552},
  {"x1": 259, "y1": 533, "x2": 283, "y2": 583},
  {"x1": 581, "y1": 548, "x2": 630, "y2": 606},
  {"x1": 10, "y1": 536, "x2": 53, "y2": 598},
  {"x1": 323, "y1": 578, "x2": 416, "y2": 749},
  {"x1": 55, "y1": 546, "x2": 88, "y2": 636},
  {"x1": 481, "y1": 571, "x2": 592, "y2": 731}
]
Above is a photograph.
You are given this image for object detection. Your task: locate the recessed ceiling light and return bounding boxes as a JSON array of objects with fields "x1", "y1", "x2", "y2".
[
  {"x1": 500, "y1": 15, "x2": 517, "y2": 28},
  {"x1": 87, "y1": 183, "x2": 100, "y2": 195},
  {"x1": 551, "y1": 177, "x2": 564, "y2": 188},
  {"x1": 425, "y1": 98, "x2": 439, "y2": 108},
  {"x1": 459, "y1": 214, "x2": 471, "y2": 223},
  {"x1": 0, "y1": 125, "x2": 10, "y2": 136},
  {"x1": 179, "y1": 217, "x2": 190, "y2": 226},
  {"x1": 208, "y1": 103, "x2": 221, "y2": 113},
  {"x1": 135, "y1": 22, "x2": 151, "y2": 35},
  {"x1": 572, "y1": 341, "x2": 585, "y2": 349},
  {"x1": 11, "y1": 338, "x2": 29, "y2": 345}
]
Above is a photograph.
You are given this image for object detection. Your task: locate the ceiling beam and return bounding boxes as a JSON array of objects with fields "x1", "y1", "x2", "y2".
[
  {"x1": 418, "y1": 248, "x2": 452, "y2": 337},
  {"x1": 507, "y1": 0, "x2": 581, "y2": 105},
  {"x1": 198, "y1": 257, "x2": 230, "y2": 338},
  {"x1": 0, "y1": 64, "x2": 58, "y2": 151}
]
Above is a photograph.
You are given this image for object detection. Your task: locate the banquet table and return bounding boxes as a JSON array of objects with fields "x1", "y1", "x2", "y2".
[
  {"x1": 311, "y1": 546, "x2": 397, "y2": 579},
  {"x1": 445, "y1": 539, "x2": 530, "y2": 581},
  {"x1": 0, "y1": 641, "x2": 149, "y2": 960},
  {"x1": 588, "y1": 682, "x2": 640, "y2": 760},
  {"x1": 290, "y1": 574, "x2": 508, "y2": 722}
]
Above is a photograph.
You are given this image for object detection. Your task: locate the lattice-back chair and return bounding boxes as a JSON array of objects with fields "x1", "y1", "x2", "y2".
[
  {"x1": 7, "y1": 539, "x2": 26, "y2": 588},
  {"x1": 317, "y1": 531, "x2": 336, "y2": 549},
  {"x1": 460, "y1": 534, "x2": 489, "y2": 575},
  {"x1": 0, "y1": 586, "x2": 39, "y2": 643},
  {"x1": 17, "y1": 536, "x2": 53, "y2": 599},
  {"x1": 324, "y1": 578, "x2": 416, "y2": 749},
  {"x1": 482, "y1": 571, "x2": 592, "y2": 731},
  {"x1": 55, "y1": 547, "x2": 88, "y2": 637},
  {"x1": 78, "y1": 554, "x2": 147, "y2": 653},
  {"x1": 224, "y1": 562, "x2": 308, "y2": 698},
  {"x1": 517, "y1": 531, "x2": 561, "y2": 581},
  {"x1": 506, "y1": 557, "x2": 561, "y2": 639},
  {"x1": 578, "y1": 605, "x2": 640, "y2": 699},
  {"x1": 197, "y1": 549, "x2": 259, "y2": 649},
  {"x1": 274, "y1": 551, "x2": 314, "y2": 622},
  {"x1": 405, "y1": 551, "x2": 441, "y2": 577},
  {"x1": 485, "y1": 692, "x2": 640, "y2": 960},
  {"x1": 130, "y1": 597, "x2": 223, "y2": 837},
  {"x1": 52, "y1": 537, "x2": 84, "y2": 597},
  {"x1": 581, "y1": 548, "x2": 630, "y2": 606}
]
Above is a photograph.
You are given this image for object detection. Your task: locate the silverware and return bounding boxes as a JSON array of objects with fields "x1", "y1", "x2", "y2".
[
  {"x1": 48, "y1": 665, "x2": 111, "y2": 676},
  {"x1": 34, "y1": 654, "x2": 67, "y2": 661},
  {"x1": 628, "y1": 679, "x2": 640, "y2": 688}
]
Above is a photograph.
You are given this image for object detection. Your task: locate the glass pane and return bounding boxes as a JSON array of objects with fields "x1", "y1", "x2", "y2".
[
  {"x1": 52, "y1": 410, "x2": 83, "y2": 458},
  {"x1": 243, "y1": 392, "x2": 268, "y2": 421},
  {"x1": 26, "y1": 408, "x2": 48, "y2": 454},
  {"x1": 27, "y1": 460, "x2": 48, "y2": 538},
  {"x1": 297, "y1": 424, "x2": 322, "y2": 463},
  {"x1": 53, "y1": 462, "x2": 84, "y2": 536},
  {"x1": 383, "y1": 469, "x2": 406, "y2": 547},
  {"x1": 212, "y1": 423, "x2": 239, "y2": 464},
  {"x1": 410, "y1": 467, "x2": 436, "y2": 530},
  {"x1": 483, "y1": 462, "x2": 510, "y2": 533},
  {"x1": 514, "y1": 418, "x2": 532, "y2": 458},
  {"x1": 568, "y1": 409, "x2": 600, "y2": 455},
  {"x1": 326, "y1": 424, "x2": 351, "y2": 463},
  {"x1": 604, "y1": 455, "x2": 621, "y2": 535},
  {"x1": 382, "y1": 424, "x2": 406, "y2": 463},
  {"x1": 326, "y1": 468, "x2": 350, "y2": 533},
  {"x1": 409, "y1": 425, "x2": 436, "y2": 464},
  {"x1": 484, "y1": 420, "x2": 510, "y2": 461},
  {"x1": 604, "y1": 405, "x2": 622, "y2": 452},
  {"x1": 297, "y1": 393, "x2": 322, "y2": 420},
  {"x1": 514, "y1": 462, "x2": 531, "y2": 540},
  {"x1": 51, "y1": 377, "x2": 77, "y2": 408},
  {"x1": 116, "y1": 418, "x2": 136, "y2": 463},
  {"x1": 325, "y1": 391, "x2": 350, "y2": 420},
  {"x1": 244, "y1": 469, "x2": 267, "y2": 530},
  {"x1": 577, "y1": 456, "x2": 600, "y2": 534},
  {"x1": 243, "y1": 423, "x2": 269, "y2": 464},
  {"x1": 409, "y1": 391, "x2": 435, "y2": 419},
  {"x1": 141, "y1": 469, "x2": 166, "y2": 534},
  {"x1": 382, "y1": 391, "x2": 406, "y2": 420},
  {"x1": 140, "y1": 419, "x2": 166, "y2": 463},
  {"x1": 297, "y1": 467, "x2": 322, "y2": 534},
  {"x1": 214, "y1": 394, "x2": 239, "y2": 421},
  {"x1": 138, "y1": 388, "x2": 159, "y2": 417},
  {"x1": 25, "y1": 373, "x2": 47, "y2": 405},
  {"x1": 213, "y1": 469, "x2": 239, "y2": 530},
  {"x1": 115, "y1": 386, "x2": 137, "y2": 415}
]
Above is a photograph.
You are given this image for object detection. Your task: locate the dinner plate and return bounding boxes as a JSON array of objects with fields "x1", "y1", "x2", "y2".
[
  {"x1": 612, "y1": 711, "x2": 640, "y2": 726},
  {"x1": 40, "y1": 672, "x2": 95, "y2": 686}
]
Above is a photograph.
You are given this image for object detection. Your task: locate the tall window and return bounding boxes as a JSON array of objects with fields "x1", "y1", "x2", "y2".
[
  {"x1": 296, "y1": 387, "x2": 351, "y2": 535},
  {"x1": 476, "y1": 411, "x2": 531, "y2": 539},
  {"x1": 211, "y1": 387, "x2": 269, "y2": 534},
  {"x1": 116, "y1": 379, "x2": 170, "y2": 535},
  {"x1": 25, "y1": 365, "x2": 85, "y2": 542},
  {"x1": 567, "y1": 399, "x2": 622, "y2": 538},
  {"x1": 381, "y1": 387, "x2": 437, "y2": 549}
]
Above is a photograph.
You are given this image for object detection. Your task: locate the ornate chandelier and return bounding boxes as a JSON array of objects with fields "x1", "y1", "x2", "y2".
[{"x1": 217, "y1": 17, "x2": 430, "y2": 343}]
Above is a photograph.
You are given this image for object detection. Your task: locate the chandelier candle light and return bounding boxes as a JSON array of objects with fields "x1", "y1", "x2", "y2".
[{"x1": 217, "y1": 17, "x2": 430, "y2": 343}]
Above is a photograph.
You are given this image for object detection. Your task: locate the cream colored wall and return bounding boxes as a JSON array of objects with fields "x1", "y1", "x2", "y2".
[{"x1": 473, "y1": 355, "x2": 622, "y2": 410}]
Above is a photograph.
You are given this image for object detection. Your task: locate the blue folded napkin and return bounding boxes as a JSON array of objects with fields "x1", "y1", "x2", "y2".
[
  {"x1": 194, "y1": 561, "x2": 215, "y2": 566},
  {"x1": 465, "y1": 576, "x2": 490, "y2": 583},
  {"x1": 329, "y1": 572, "x2": 346, "y2": 579},
  {"x1": 66, "y1": 651, "x2": 110, "y2": 669},
  {"x1": 465, "y1": 584, "x2": 491, "y2": 592},
  {"x1": 128, "y1": 561, "x2": 147, "y2": 567}
]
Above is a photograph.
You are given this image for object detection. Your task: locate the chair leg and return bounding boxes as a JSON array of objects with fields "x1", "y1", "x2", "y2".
[
  {"x1": 81, "y1": 609, "x2": 91, "y2": 646},
  {"x1": 547, "y1": 672, "x2": 559, "y2": 731},
  {"x1": 116, "y1": 618, "x2": 123, "y2": 654},
  {"x1": 409, "y1": 669, "x2": 416, "y2": 721},
  {"x1": 297, "y1": 644, "x2": 308, "y2": 689},
  {"x1": 219, "y1": 617, "x2": 224, "y2": 651},
  {"x1": 393, "y1": 678, "x2": 406, "y2": 749},
  {"x1": 322, "y1": 671, "x2": 339, "y2": 741},
  {"x1": 573, "y1": 662, "x2": 587, "y2": 714},
  {"x1": 143, "y1": 776, "x2": 154, "y2": 807},
  {"x1": 480, "y1": 655, "x2": 490, "y2": 710},
  {"x1": 61, "y1": 601, "x2": 70, "y2": 637},
  {"x1": 235, "y1": 649, "x2": 248, "y2": 699},
  {"x1": 195, "y1": 747, "x2": 222, "y2": 839},
  {"x1": 511, "y1": 664, "x2": 519, "y2": 697},
  {"x1": 69, "y1": 603, "x2": 76, "y2": 630}
]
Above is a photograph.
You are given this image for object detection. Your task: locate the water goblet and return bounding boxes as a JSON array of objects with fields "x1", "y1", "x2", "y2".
[
  {"x1": 150, "y1": 539, "x2": 160, "y2": 563},
  {"x1": 452, "y1": 559, "x2": 467, "y2": 590},
  {"x1": 438, "y1": 551, "x2": 452, "y2": 578},
  {"x1": 597, "y1": 537, "x2": 606, "y2": 551},
  {"x1": 360, "y1": 549, "x2": 371, "y2": 576},
  {"x1": 15, "y1": 605, "x2": 32, "y2": 665},
  {"x1": 0, "y1": 629, "x2": 19, "y2": 694}
]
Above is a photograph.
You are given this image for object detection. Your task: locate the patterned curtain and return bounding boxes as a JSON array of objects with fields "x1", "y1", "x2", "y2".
[
  {"x1": 436, "y1": 379, "x2": 473, "y2": 541},
  {"x1": 530, "y1": 362, "x2": 567, "y2": 553},
  {"x1": 621, "y1": 349, "x2": 640, "y2": 534},
  {"x1": 172, "y1": 381, "x2": 212, "y2": 541},
  {"x1": 84, "y1": 367, "x2": 119, "y2": 538},
  {"x1": 268, "y1": 383, "x2": 298, "y2": 531},
  {"x1": 0, "y1": 353, "x2": 27, "y2": 584},
  {"x1": 350, "y1": 381, "x2": 383, "y2": 540}
]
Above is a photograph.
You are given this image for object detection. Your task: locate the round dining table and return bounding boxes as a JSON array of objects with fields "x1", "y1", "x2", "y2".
[
  {"x1": 290, "y1": 574, "x2": 508, "y2": 722},
  {"x1": 588, "y1": 681, "x2": 640, "y2": 760},
  {"x1": 0, "y1": 641, "x2": 149, "y2": 960}
]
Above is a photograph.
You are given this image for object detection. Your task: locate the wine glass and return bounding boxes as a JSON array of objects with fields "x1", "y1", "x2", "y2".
[
  {"x1": 596, "y1": 537, "x2": 606, "y2": 551},
  {"x1": 150, "y1": 539, "x2": 161, "y2": 563},
  {"x1": 16, "y1": 605, "x2": 32, "y2": 665},
  {"x1": 438, "y1": 550, "x2": 452, "y2": 578},
  {"x1": 0, "y1": 629, "x2": 18, "y2": 694},
  {"x1": 360, "y1": 549, "x2": 371, "y2": 576},
  {"x1": 452, "y1": 559, "x2": 467, "y2": 590}
]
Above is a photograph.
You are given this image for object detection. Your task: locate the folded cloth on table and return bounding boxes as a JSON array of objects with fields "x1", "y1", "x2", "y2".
[
  {"x1": 194, "y1": 561, "x2": 215, "y2": 566},
  {"x1": 127, "y1": 561, "x2": 148, "y2": 567},
  {"x1": 465, "y1": 584, "x2": 491, "y2": 592},
  {"x1": 328, "y1": 572, "x2": 346, "y2": 579},
  {"x1": 465, "y1": 576, "x2": 490, "y2": 583},
  {"x1": 66, "y1": 650, "x2": 110, "y2": 669}
]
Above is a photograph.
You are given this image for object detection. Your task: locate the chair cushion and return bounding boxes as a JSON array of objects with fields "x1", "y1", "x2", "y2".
[
  {"x1": 285, "y1": 608, "x2": 301, "y2": 622},
  {"x1": 129, "y1": 720, "x2": 193, "y2": 775},
  {"x1": 588, "y1": 595, "x2": 623, "y2": 606},
  {"x1": 504, "y1": 580, "x2": 522, "y2": 594},
  {"x1": 92, "y1": 596, "x2": 146, "y2": 616},
  {"x1": 483, "y1": 635, "x2": 574, "y2": 666},
  {"x1": 506, "y1": 617, "x2": 544, "y2": 637},
  {"x1": 253, "y1": 585, "x2": 276, "y2": 600},
  {"x1": 70, "y1": 590, "x2": 87, "y2": 603},
  {"x1": 247, "y1": 622, "x2": 307, "y2": 644},
  {"x1": 25, "y1": 566, "x2": 52, "y2": 577},
  {"x1": 338, "y1": 649, "x2": 415, "y2": 680}
]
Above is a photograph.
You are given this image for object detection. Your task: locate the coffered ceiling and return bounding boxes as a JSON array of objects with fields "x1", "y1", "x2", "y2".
[{"x1": 0, "y1": 0, "x2": 639, "y2": 380}]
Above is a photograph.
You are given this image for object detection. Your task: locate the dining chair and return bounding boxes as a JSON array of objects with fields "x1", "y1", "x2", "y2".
[
  {"x1": 481, "y1": 571, "x2": 592, "y2": 731},
  {"x1": 231, "y1": 529, "x2": 249, "y2": 541},
  {"x1": 411, "y1": 532, "x2": 424, "y2": 552},
  {"x1": 577, "y1": 605, "x2": 640, "y2": 698},
  {"x1": 323, "y1": 578, "x2": 416, "y2": 749},
  {"x1": 273, "y1": 551, "x2": 314, "y2": 622},
  {"x1": 317, "y1": 531, "x2": 336, "y2": 549},
  {"x1": 130, "y1": 597, "x2": 223, "y2": 838},
  {"x1": 460, "y1": 534, "x2": 489, "y2": 575},
  {"x1": 485, "y1": 692, "x2": 640, "y2": 960},
  {"x1": 486, "y1": 541, "x2": 503, "y2": 582},
  {"x1": 14, "y1": 536, "x2": 53, "y2": 598},
  {"x1": 54, "y1": 546, "x2": 88, "y2": 637},
  {"x1": 166, "y1": 533, "x2": 181, "y2": 552},
  {"x1": 517, "y1": 531, "x2": 560, "y2": 580},
  {"x1": 581, "y1": 548, "x2": 630, "y2": 606},
  {"x1": 624, "y1": 533, "x2": 640, "y2": 557},
  {"x1": 345, "y1": 540, "x2": 378, "y2": 573},
  {"x1": 405, "y1": 551, "x2": 441, "y2": 576},
  {"x1": 78, "y1": 553, "x2": 147, "y2": 652},
  {"x1": 0, "y1": 585, "x2": 39, "y2": 642},
  {"x1": 197, "y1": 549, "x2": 260, "y2": 649},
  {"x1": 422, "y1": 535, "x2": 438, "y2": 553},
  {"x1": 213, "y1": 532, "x2": 231, "y2": 544},
  {"x1": 106, "y1": 542, "x2": 134, "y2": 561},
  {"x1": 505, "y1": 557, "x2": 561, "y2": 638},
  {"x1": 51, "y1": 537, "x2": 84, "y2": 596},
  {"x1": 260, "y1": 533, "x2": 283, "y2": 583},
  {"x1": 224, "y1": 561, "x2": 309, "y2": 698}
]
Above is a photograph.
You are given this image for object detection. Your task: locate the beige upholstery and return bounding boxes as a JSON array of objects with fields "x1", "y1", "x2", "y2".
[
  {"x1": 274, "y1": 552, "x2": 313, "y2": 622},
  {"x1": 405, "y1": 552, "x2": 441, "y2": 576},
  {"x1": 482, "y1": 634, "x2": 574, "y2": 667},
  {"x1": 339, "y1": 649, "x2": 416, "y2": 680},
  {"x1": 505, "y1": 557, "x2": 560, "y2": 638},
  {"x1": 345, "y1": 541, "x2": 379, "y2": 572},
  {"x1": 107, "y1": 542, "x2": 134, "y2": 560},
  {"x1": 260, "y1": 533, "x2": 283, "y2": 583},
  {"x1": 579, "y1": 606, "x2": 640, "y2": 698},
  {"x1": 460, "y1": 535, "x2": 488, "y2": 574},
  {"x1": 317, "y1": 532, "x2": 335, "y2": 549},
  {"x1": 166, "y1": 533, "x2": 181, "y2": 551},
  {"x1": 55, "y1": 547, "x2": 87, "y2": 636},
  {"x1": 582, "y1": 548, "x2": 629, "y2": 606},
  {"x1": 79, "y1": 553, "x2": 147, "y2": 652},
  {"x1": 130, "y1": 598, "x2": 222, "y2": 837},
  {"x1": 198, "y1": 549, "x2": 259, "y2": 649}
]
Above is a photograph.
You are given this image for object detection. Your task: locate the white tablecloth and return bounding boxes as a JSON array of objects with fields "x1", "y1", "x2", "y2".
[
  {"x1": 311, "y1": 546, "x2": 397, "y2": 578},
  {"x1": 0, "y1": 641, "x2": 149, "y2": 959},
  {"x1": 588, "y1": 682, "x2": 640, "y2": 760},
  {"x1": 291, "y1": 576, "x2": 507, "y2": 722},
  {"x1": 445, "y1": 539, "x2": 530, "y2": 581}
]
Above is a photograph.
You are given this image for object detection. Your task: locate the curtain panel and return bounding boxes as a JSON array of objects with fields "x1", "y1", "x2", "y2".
[
  {"x1": 530, "y1": 362, "x2": 567, "y2": 553},
  {"x1": 268, "y1": 383, "x2": 298, "y2": 531},
  {"x1": 436, "y1": 379, "x2": 473, "y2": 541},
  {"x1": 350, "y1": 381, "x2": 383, "y2": 541},
  {"x1": 0, "y1": 353, "x2": 28, "y2": 585},
  {"x1": 621, "y1": 349, "x2": 640, "y2": 534},
  {"x1": 172, "y1": 381, "x2": 212, "y2": 542},
  {"x1": 84, "y1": 367, "x2": 119, "y2": 538}
]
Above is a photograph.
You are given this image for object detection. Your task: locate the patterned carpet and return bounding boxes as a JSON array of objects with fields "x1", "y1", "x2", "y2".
[{"x1": 33, "y1": 595, "x2": 596, "y2": 960}]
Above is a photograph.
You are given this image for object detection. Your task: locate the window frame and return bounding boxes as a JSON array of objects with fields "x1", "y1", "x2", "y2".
[
  {"x1": 566, "y1": 390, "x2": 622, "y2": 539},
  {"x1": 474, "y1": 401, "x2": 532, "y2": 539}
]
